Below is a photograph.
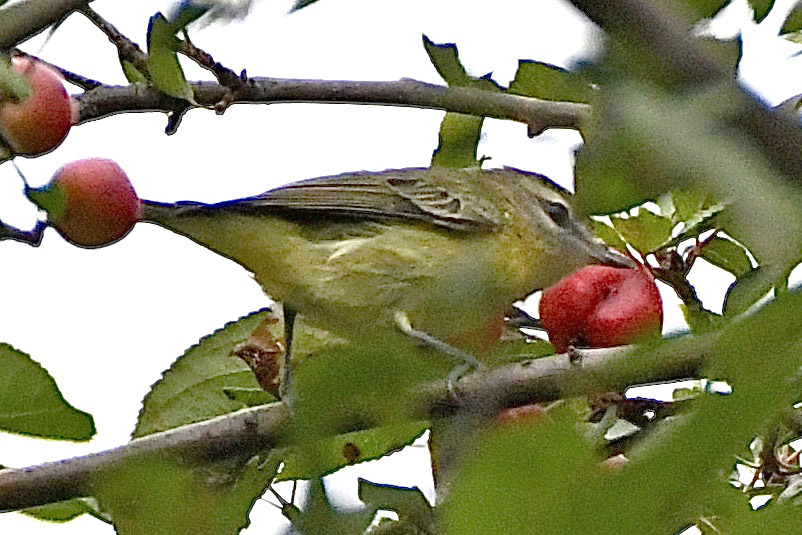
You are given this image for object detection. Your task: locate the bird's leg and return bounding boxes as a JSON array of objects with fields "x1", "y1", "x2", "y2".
[
  {"x1": 279, "y1": 305, "x2": 298, "y2": 403},
  {"x1": 394, "y1": 311, "x2": 485, "y2": 394}
]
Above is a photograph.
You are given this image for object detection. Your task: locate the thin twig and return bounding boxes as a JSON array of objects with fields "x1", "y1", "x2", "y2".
[
  {"x1": 0, "y1": 220, "x2": 45, "y2": 246},
  {"x1": 12, "y1": 49, "x2": 102, "y2": 90}
]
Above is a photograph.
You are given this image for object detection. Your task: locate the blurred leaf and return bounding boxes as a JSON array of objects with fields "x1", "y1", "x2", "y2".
[
  {"x1": 439, "y1": 406, "x2": 598, "y2": 534},
  {"x1": 166, "y1": 2, "x2": 209, "y2": 30},
  {"x1": 611, "y1": 209, "x2": 673, "y2": 253},
  {"x1": 679, "y1": 0, "x2": 732, "y2": 19},
  {"x1": 700, "y1": 236, "x2": 753, "y2": 277},
  {"x1": 0, "y1": 56, "x2": 30, "y2": 101},
  {"x1": 22, "y1": 498, "x2": 109, "y2": 524},
  {"x1": 95, "y1": 454, "x2": 279, "y2": 535},
  {"x1": 120, "y1": 60, "x2": 148, "y2": 84},
  {"x1": 590, "y1": 218, "x2": 628, "y2": 252},
  {"x1": 750, "y1": 0, "x2": 802, "y2": 31},
  {"x1": 0, "y1": 343, "x2": 94, "y2": 441},
  {"x1": 289, "y1": 478, "x2": 376, "y2": 535},
  {"x1": 484, "y1": 337, "x2": 556, "y2": 367},
  {"x1": 431, "y1": 113, "x2": 482, "y2": 168},
  {"x1": 578, "y1": 77, "x2": 802, "y2": 279},
  {"x1": 508, "y1": 60, "x2": 593, "y2": 103},
  {"x1": 784, "y1": 8, "x2": 802, "y2": 33},
  {"x1": 146, "y1": 12, "x2": 195, "y2": 102},
  {"x1": 291, "y1": 335, "x2": 444, "y2": 445},
  {"x1": 291, "y1": 0, "x2": 322, "y2": 12},
  {"x1": 749, "y1": 0, "x2": 773, "y2": 23},
  {"x1": 134, "y1": 309, "x2": 274, "y2": 438},
  {"x1": 277, "y1": 422, "x2": 427, "y2": 481},
  {"x1": 359, "y1": 479, "x2": 434, "y2": 532},
  {"x1": 680, "y1": 303, "x2": 723, "y2": 334},
  {"x1": 671, "y1": 188, "x2": 708, "y2": 223},
  {"x1": 723, "y1": 266, "x2": 773, "y2": 317}
]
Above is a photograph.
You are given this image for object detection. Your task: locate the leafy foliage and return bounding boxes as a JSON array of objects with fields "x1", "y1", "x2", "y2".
[
  {"x1": 0, "y1": 343, "x2": 94, "y2": 440},
  {"x1": 134, "y1": 309, "x2": 274, "y2": 438},
  {"x1": 146, "y1": 13, "x2": 195, "y2": 103}
]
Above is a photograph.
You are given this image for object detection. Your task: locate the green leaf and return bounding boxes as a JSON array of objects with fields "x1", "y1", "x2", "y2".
[
  {"x1": 748, "y1": 0, "x2": 802, "y2": 30},
  {"x1": 484, "y1": 337, "x2": 556, "y2": 367},
  {"x1": 146, "y1": 13, "x2": 194, "y2": 103},
  {"x1": 671, "y1": 188, "x2": 707, "y2": 223},
  {"x1": 611, "y1": 209, "x2": 673, "y2": 254},
  {"x1": 680, "y1": 303, "x2": 722, "y2": 334},
  {"x1": 440, "y1": 406, "x2": 597, "y2": 534},
  {"x1": 94, "y1": 454, "x2": 279, "y2": 535},
  {"x1": 431, "y1": 113, "x2": 482, "y2": 168},
  {"x1": 222, "y1": 386, "x2": 274, "y2": 407},
  {"x1": 422, "y1": 35, "x2": 473, "y2": 87},
  {"x1": 723, "y1": 267, "x2": 773, "y2": 317},
  {"x1": 700, "y1": 236, "x2": 753, "y2": 277},
  {"x1": 0, "y1": 56, "x2": 30, "y2": 101},
  {"x1": 166, "y1": 3, "x2": 209, "y2": 30},
  {"x1": 134, "y1": 309, "x2": 275, "y2": 438},
  {"x1": 0, "y1": 343, "x2": 94, "y2": 441},
  {"x1": 22, "y1": 498, "x2": 109, "y2": 524},
  {"x1": 359, "y1": 479, "x2": 434, "y2": 532},
  {"x1": 508, "y1": 60, "x2": 593, "y2": 103},
  {"x1": 590, "y1": 218, "x2": 628, "y2": 252},
  {"x1": 749, "y1": 0, "x2": 773, "y2": 22},
  {"x1": 120, "y1": 60, "x2": 148, "y2": 84},
  {"x1": 277, "y1": 422, "x2": 427, "y2": 481},
  {"x1": 422, "y1": 35, "x2": 499, "y2": 91},
  {"x1": 290, "y1": 0, "x2": 323, "y2": 12},
  {"x1": 679, "y1": 0, "x2": 733, "y2": 19},
  {"x1": 422, "y1": 36, "x2": 498, "y2": 169}
]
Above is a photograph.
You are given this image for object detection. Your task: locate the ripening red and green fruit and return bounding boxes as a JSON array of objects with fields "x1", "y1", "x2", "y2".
[
  {"x1": 0, "y1": 58, "x2": 74, "y2": 156},
  {"x1": 539, "y1": 264, "x2": 663, "y2": 353},
  {"x1": 27, "y1": 158, "x2": 141, "y2": 247}
]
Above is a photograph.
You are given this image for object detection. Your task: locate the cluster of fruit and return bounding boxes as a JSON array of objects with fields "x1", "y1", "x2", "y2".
[
  {"x1": 1, "y1": 58, "x2": 140, "y2": 247},
  {"x1": 4, "y1": 58, "x2": 662, "y2": 355}
]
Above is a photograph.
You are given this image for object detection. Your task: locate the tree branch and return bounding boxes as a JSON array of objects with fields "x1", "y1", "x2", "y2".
[
  {"x1": 0, "y1": 335, "x2": 707, "y2": 513},
  {"x1": 0, "y1": 0, "x2": 96, "y2": 50},
  {"x1": 74, "y1": 78, "x2": 591, "y2": 136}
]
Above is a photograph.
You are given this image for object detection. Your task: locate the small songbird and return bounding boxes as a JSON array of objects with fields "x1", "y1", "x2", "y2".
[{"x1": 141, "y1": 166, "x2": 630, "y2": 378}]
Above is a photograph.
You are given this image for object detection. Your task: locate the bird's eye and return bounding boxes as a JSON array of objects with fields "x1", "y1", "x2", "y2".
[{"x1": 544, "y1": 201, "x2": 571, "y2": 227}]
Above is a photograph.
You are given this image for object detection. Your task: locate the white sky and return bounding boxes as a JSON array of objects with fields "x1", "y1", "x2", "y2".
[{"x1": 0, "y1": 0, "x2": 801, "y2": 533}]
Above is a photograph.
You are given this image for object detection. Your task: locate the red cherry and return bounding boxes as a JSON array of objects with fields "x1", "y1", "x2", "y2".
[
  {"x1": 0, "y1": 58, "x2": 74, "y2": 156},
  {"x1": 539, "y1": 265, "x2": 662, "y2": 353},
  {"x1": 27, "y1": 159, "x2": 141, "y2": 247}
]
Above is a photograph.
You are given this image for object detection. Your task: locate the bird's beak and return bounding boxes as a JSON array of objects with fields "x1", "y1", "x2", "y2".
[
  {"x1": 572, "y1": 221, "x2": 637, "y2": 268},
  {"x1": 593, "y1": 246, "x2": 636, "y2": 268}
]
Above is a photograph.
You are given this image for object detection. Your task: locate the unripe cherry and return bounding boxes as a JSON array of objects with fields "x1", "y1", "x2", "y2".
[
  {"x1": 0, "y1": 58, "x2": 74, "y2": 156},
  {"x1": 539, "y1": 264, "x2": 663, "y2": 353},
  {"x1": 27, "y1": 159, "x2": 141, "y2": 247}
]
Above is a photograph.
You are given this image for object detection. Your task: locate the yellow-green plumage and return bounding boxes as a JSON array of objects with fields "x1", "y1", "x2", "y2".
[{"x1": 141, "y1": 167, "x2": 625, "y2": 355}]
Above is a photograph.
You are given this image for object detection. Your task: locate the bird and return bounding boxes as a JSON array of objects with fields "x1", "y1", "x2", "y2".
[{"x1": 140, "y1": 166, "x2": 631, "y2": 387}]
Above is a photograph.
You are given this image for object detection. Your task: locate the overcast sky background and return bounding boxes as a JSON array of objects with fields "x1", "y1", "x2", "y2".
[{"x1": 1, "y1": 0, "x2": 801, "y2": 532}]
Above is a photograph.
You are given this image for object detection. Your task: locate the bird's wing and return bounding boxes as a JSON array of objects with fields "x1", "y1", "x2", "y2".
[{"x1": 155, "y1": 168, "x2": 504, "y2": 232}]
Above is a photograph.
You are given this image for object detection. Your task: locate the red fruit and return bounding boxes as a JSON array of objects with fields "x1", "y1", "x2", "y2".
[
  {"x1": 539, "y1": 265, "x2": 662, "y2": 353},
  {"x1": 27, "y1": 159, "x2": 141, "y2": 247},
  {"x1": 0, "y1": 57, "x2": 74, "y2": 156},
  {"x1": 496, "y1": 404, "x2": 548, "y2": 427}
]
